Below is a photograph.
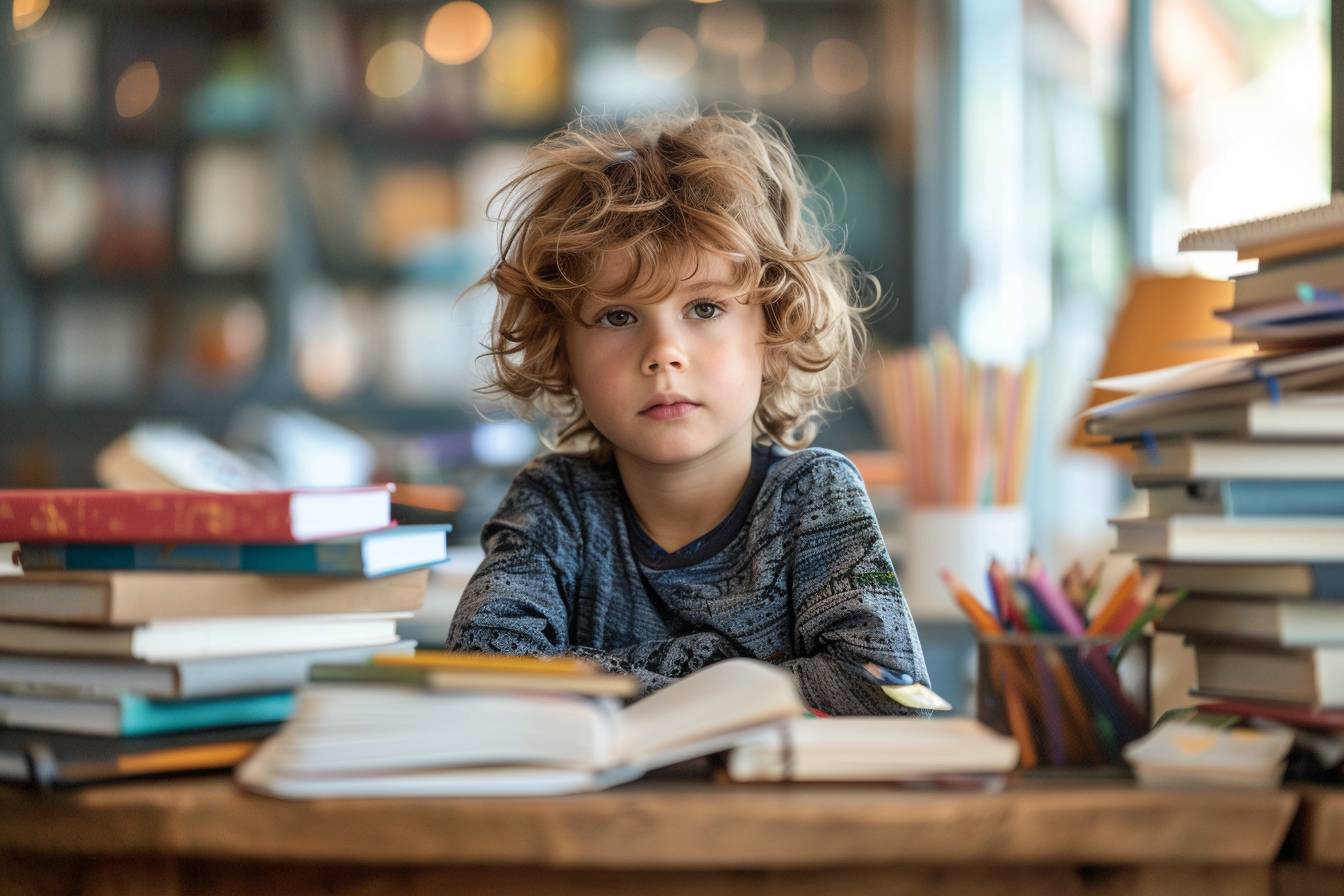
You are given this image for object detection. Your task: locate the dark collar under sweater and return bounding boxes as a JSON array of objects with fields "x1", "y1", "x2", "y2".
[{"x1": 618, "y1": 443, "x2": 780, "y2": 571}]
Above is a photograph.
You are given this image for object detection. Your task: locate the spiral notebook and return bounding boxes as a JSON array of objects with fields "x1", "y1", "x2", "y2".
[{"x1": 1178, "y1": 193, "x2": 1344, "y2": 253}]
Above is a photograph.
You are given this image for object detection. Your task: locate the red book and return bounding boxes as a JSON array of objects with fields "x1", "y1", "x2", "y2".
[{"x1": 0, "y1": 487, "x2": 393, "y2": 544}]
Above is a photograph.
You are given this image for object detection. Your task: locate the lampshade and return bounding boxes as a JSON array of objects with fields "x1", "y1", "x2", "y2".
[{"x1": 1071, "y1": 273, "x2": 1252, "y2": 464}]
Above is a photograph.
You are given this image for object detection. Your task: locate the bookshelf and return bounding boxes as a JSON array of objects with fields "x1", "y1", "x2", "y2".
[{"x1": 0, "y1": 0, "x2": 914, "y2": 487}]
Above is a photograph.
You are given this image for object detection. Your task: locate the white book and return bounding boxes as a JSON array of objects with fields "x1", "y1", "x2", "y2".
[
  {"x1": 726, "y1": 717, "x2": 1018, "y2": 782},
  {"x1": 1112, "y1": 516, "x2": 1344, "y2": 562},
  {"x1": 1123, "y1": 721, "x2": 1293, "y2": 790},
  {"x1": 1131, "y1": 439, "x2": 1344, "y2": 482},
  {"x1": 1190, "y1": 642, "x2": 1344, "y2": 706},
  {"x1": 0, "y1": 640, "x2": 416, "y2": 700},
  {"x1": 0, "y1": 613, "x2": 408, "y2": 662},
  {"x1": 1156, "y1": 597, "x2": 1344, "y2": 647},
  {"x1": 236, "y1": 658, "x2": 805, "y2": 798},
  {"x1": 1086, "y1": 396, "x2": 1344, "y2": 441}
]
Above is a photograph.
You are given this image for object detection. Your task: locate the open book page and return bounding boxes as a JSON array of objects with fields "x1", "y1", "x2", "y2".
[{"x1": 613, "y1": 658, "x2": 804, "y2": 766}]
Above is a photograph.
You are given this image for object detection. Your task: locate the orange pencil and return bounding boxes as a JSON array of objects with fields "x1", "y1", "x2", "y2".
[
  {"x1": 941, "y1": 570, "x2": 1002, "y2": 635},
  {"x1": 1002, "y1": 681, "x2": 1038, "y2": 768},
  {"x1": 1086, "y1": 567, "x2": 1141, "y2": 635}
]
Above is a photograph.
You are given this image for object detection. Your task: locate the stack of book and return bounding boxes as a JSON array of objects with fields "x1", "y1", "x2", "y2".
[
  {"x1": 0, "y1": 486, "x2": 448, "y2": 787},
  {"x1": 1084, "y1": 198, "x2": 1344, "y2": 782}
]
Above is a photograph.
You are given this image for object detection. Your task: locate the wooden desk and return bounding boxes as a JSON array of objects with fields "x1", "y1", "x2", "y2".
[
  {"x1": 1278, "y1": 786, "x2": 1344, "y2": 896},
  {"x1": 0, "y1": 775, "x2": 1299, "y2": 896}
]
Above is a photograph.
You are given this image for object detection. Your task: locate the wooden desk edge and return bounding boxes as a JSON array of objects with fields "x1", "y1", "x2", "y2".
[
  {"x1": 0, "y1": 778, "x2": 1301, "y2": 869},
  {"x1": 1290, "y1": 785, "x2": 1344, "y2": 866}
]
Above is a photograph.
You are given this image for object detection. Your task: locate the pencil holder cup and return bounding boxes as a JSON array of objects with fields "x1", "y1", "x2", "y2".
[
  {"x1": 975, "y1": 634, "x2": 1151, "y2": 769},
  {"x1": 901, "y1": 505, "x2": 1029, "y2": 619}
]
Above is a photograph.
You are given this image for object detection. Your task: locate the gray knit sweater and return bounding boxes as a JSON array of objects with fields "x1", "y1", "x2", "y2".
[{"x1": 446, "y1": 443, "x2": 929, "y2": 715}]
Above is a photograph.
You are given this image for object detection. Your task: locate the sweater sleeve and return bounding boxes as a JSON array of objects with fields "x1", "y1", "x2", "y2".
[
  {"x1": 776, "y1": 452, "x2": 931, "y2": 716},
  {"x1": 445, "y1": 461, "x2": 739, "y2": 693}
]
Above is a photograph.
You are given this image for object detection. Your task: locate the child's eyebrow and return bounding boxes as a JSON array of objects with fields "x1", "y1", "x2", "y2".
[{"x1": 680, "y1": 280, "x2": 737, "y2": 292}]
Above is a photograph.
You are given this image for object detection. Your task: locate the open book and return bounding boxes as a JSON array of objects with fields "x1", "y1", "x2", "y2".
[{"x1": 236, "y1": 657, "x2": 804, "y2": 798}]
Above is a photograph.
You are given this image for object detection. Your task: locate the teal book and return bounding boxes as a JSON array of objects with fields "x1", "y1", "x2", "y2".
[
  {"x1": 1144, "y1": 480, "x2": 1344, "y2": 518},
  {"x1": 19, "y1": 524, "x2": 451, "y2": 578},
  {"x1": 0, "y1": 690, "x2": 296, "y2": 738}
]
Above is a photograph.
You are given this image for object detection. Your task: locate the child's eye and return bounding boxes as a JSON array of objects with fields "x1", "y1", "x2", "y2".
[
  {"x1": 599, "y1": 308, "x2": 635, "y2": 327},
  {"x1": 690, "y1": 302, "x2": 723, "y2": 320}
]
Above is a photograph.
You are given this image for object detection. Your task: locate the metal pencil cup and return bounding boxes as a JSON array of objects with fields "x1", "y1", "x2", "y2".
[{"x1": 975, "y1": 633, "x2": 1151, "y2": 769}]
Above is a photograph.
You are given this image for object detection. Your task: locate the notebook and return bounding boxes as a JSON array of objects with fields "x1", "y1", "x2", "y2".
[
  {"x1": 1178, "y1": 194, "x2": 1344, "y2": 252},
  {"x1": 1123, "y1": 720, "x2": 1293, "y2": 790}
]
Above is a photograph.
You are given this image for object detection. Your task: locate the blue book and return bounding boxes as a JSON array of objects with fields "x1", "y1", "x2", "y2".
[
  {"x1": 1144, "y1": 480, "x2": 1344, "y2": 518},
  {"x1": 0, "y1": 690, "x2": 295, "y2": 737},
  {"x1": 19, "y1": 524, "x2": 451, "y2": 578}
]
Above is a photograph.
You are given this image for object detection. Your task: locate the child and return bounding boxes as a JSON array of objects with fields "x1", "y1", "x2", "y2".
[{"x1": 447, "y1": 108, "x2": 928, "y2": 715}]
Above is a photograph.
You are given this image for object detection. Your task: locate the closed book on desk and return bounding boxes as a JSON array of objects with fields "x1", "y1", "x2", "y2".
[
  {"x1": 1112, "y1": 516, "x2": 1344, "y2": 561},
  {"x1": 1190, "y1": 641, "x2": 1344, "y2": 706},
  {"x1": 17, "y1": 525, "x2": 450, "y2": 577},
  {"x1": 726, "y1": 717, "x2": 1018, "y2": 782},
  {"x1": 0, "y1": 724, "x2": 279, "y2": 788},
  {"x1": 1143, "y1": 480, "x2": 1344, "y2": 518},
  {"x1": 0, "y1": 569, "x2": 428, "y2": 624},
  {"x1": 237, "y1": 658, "x2": 804, "y2": 798},
  {"x1": 0, "y1": 486, "x2": 393, "y2": 543},
  {"x1": 1087, "y1": 395, "x2": 1344, "y2": 441},
  {"x1": 0, "y1": 690, "x2": 294, "y2": 737},
  {"x1": 1156, "y1": 596, "x2": 1344, "y2": 646},
  {"x1": 0, "y1": 640, "x2": 415, "y2": 700},
  {"x1": 1131, "y1": 439, "x2": 1344, "y2": 482},
  {"x1": 0, "y1": 613, "x2": 408, "y2": 662},
  {"x1": 1142, "y1": 561, "x2": 1344, "y2": 600}
]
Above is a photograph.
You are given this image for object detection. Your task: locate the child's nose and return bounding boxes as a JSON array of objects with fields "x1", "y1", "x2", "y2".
[{"x1": 642, "y1": 327, "x2": 687, "y2": 373}]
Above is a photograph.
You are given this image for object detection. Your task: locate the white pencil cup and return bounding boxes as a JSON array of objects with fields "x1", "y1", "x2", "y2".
[{"x1": 900, "y1": 505, "x2": 1030, "y2": 620}]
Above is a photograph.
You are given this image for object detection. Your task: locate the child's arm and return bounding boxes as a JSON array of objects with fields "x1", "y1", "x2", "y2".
[
  {"x1": 446, "y1": 465, "x2": 740, "y2": 693},
  {"x1": 775, "y1": 452, "x2": 931, "y2": 716}
]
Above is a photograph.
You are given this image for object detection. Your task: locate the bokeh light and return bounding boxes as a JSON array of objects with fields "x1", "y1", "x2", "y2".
[
  {"x1": 12, "y1": 0, "x2": 49, "y2": 31},
  {"x1": 424, "y1": 1, "x2": 493, "y2": 65},
  {"x1": 365, "y1": 40, "x2": 425, "y2": 99},
  {"x1": 697, "y1": 2, "x2": 765, "y2": 57},
  {"x1": 739, "y1": 42, "x2": 795, "y2": 95},
  {"x1": 114, "y1": 62, "x2": 161, "y2": 119},
  {"x1": 635, "y1": 27, "x2": 697, "y2": 80},
  {"x1": 812, "y1": 38, "x2": 869, "y2": 95},
  {"x1": 482, "y1": 12, "x2": 562, "y2": 123},
  {"x1": 190, "y1": 298, "x2": 267, "y2": 383}
]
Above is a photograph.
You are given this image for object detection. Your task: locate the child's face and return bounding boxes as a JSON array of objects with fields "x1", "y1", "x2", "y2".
[{"x1": 564, "y1": 249, "x2": 767, "y2": 468}]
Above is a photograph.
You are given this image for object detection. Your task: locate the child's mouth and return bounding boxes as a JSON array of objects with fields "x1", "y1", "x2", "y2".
[{"x1": 640, "y1": 402, "x2": 700, "y2": 421}]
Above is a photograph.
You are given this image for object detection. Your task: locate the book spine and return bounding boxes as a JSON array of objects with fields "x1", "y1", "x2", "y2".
[
  {"x1": 18, "y1": 542, "x2": 368, "y2": 574},
  {"x1": 1224, "y1": 481, "x2": 1344, "y2": 517},
  {"x1": 1313, "y1": 564, "x2": 1344, "y2": 600},
  {"x1": 0, "y1": 492, "x2": 298, "y2": 543},
  {"x1": 117, "y1": 691, "x2": 295, "y2": 737}
]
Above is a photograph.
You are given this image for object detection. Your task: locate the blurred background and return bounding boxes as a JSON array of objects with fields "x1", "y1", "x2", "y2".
[{"x1": 0, "y1": 1, "x2": 1333, "y2": 677}]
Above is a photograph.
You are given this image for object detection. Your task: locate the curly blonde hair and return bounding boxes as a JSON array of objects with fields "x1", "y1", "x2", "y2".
[{"x1": 478, "y1": 107, "x2": 879, "y2": 458}]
